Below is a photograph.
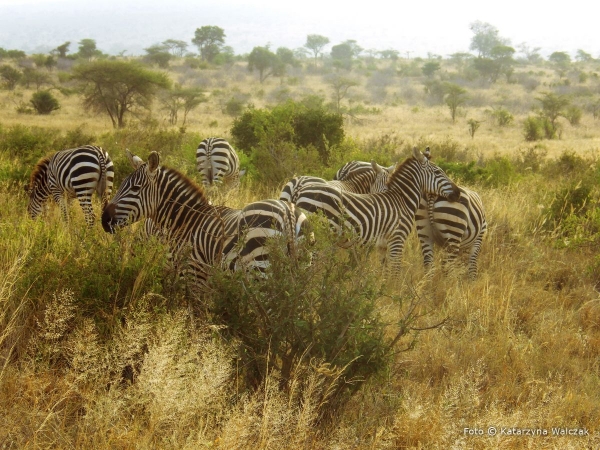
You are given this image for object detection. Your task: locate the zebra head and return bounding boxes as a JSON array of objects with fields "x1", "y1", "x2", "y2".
[
  {"x1": 387, "y1": 147, "x2": 460, "y2": 202},
  {"x1": 369, "y1": 161, "x2": 396, "y2": 193},
  {"x1": 24, "y1": 158, "x2": 51, "y2": 220},
  {"x1": 102, "y1": 150, "x2": 160, "y2": 233}
]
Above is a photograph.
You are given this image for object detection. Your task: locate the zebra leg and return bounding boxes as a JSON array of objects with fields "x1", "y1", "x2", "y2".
[
  {"x1": 54, "y1": 191, "x2": 70, "y2": 223},
  {"x1": 415, "y1": 200, "x2": 434, "y2": 273},
  {"x1": 386, "y1": 228, "x2": 410, "y2": 276},
  {"x1": 442, "y1": 239, "x2": 461, "y2": 276},
  {"x1": 467, "y1": 235, "x2": 484, "y2": 280},
  {"x1": 77, "y1": 194, "x2": 96, "y2": 226}
]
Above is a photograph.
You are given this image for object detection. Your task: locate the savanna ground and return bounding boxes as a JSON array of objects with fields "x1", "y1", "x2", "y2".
[{"x1": 1, "y1": 54, "x2": 600, "y2": 449}]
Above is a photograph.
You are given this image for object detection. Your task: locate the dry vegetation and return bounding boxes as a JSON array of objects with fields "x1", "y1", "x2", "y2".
[{"x1": 1, "y1": 52, "x2": 600, "y2": 449}]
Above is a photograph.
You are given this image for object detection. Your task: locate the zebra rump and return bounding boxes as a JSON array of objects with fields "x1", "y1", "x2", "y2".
[{"x1": 196, "y1": 137, "x2": 245, "y2": 190}]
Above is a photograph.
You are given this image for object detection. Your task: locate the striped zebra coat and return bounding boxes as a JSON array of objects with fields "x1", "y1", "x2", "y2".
[
  {"x1": 196, "y1": 137, "x2": 245, "y2": 190},
  {"x1": 284, "y1": 147, "x2": 460, "y2": 274},
  {"x1": 279, "y1": 161, "x2": 394, "y2": 204},
  {"x1": 24, "y1": 145, "x2": 114, "y2": 226},
  {"x1": 340, "y1": 155, "x2": 487, "y2": 279},
  {"x1": 102, "y1": 151, "x2": 308, "y2": 287}
]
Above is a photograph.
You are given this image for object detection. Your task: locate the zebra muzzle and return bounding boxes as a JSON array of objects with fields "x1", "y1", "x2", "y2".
[{"x1": 101, "y1": 203, "x2": 117, "y2": 233}]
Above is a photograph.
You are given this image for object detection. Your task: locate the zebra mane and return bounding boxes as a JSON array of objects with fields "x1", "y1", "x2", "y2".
[
  {"x1": 162, "y1": 165, "x2": 210, "y2": 205},
  {"x1": 29, "y1": 156, "x2": 51, "y2": 185},
  {"x1": 387, "y1": 154, "x2": 418, "y2": 185}
]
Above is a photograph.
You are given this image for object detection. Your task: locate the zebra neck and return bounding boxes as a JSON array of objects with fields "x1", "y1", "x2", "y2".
[
  {"x1": 387, "y1": 170, "x2": 423, "y2": 211},
  {"x1": 150, "y1": 169, "x2": 213, "y2": 231}
]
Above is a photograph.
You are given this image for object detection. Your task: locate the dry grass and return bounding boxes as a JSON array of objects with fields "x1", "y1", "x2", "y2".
[{"x1": 1, "y1": 58, "x2": 600, "y2": 448}]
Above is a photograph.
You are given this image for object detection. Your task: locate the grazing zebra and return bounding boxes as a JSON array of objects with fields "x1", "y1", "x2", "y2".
[
  {"x1": 338, "y1": 151, "x2": 487, "y2": 279},
  {"x1": 196, "y1": 137, "x2": 245, "y2": 190},
  {"x1": 286, "y1": 147, "x2": 460, "y2": 274},
  {"x1": 24, "y1": 145, "x2": 114, "y2": 226},
  {"x1": 102, "y1": 150, "x2": 308, "y2": 287},
  {"x1": 279, "y1": 161, "x2": 394, "y2": 204}
]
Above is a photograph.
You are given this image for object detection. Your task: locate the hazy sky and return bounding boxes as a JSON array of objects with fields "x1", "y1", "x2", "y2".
[{"x1": 0, "y1": 0, "x2": 598, "y2": 58}]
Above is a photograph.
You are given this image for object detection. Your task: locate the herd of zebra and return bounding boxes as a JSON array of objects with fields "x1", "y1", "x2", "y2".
[{"x1": 23, "y1": 137, "x2": 488, "y2": 289}]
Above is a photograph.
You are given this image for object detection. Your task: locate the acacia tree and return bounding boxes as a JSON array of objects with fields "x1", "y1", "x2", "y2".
[
  {"x1": 327, "y1": 74, "x2": 359, "y2": 113},
  {"x1": 77, "y1": 39, "x2": 102, "y2": 61},
  {"x1": 444, "y1": 82, "x2": 468, "y2": 122},
  {"x1": 54, "y1": 41, "x2": 71, "y2": 58},
  {"x1": 469, "y1": 21, "x2": 510, "y2": 57},
  {"x1": 304, "y1": 34, "x2": 329, "y2": 67},
  {"x1": 162, "y1": 39, "x2": 188, "y2": 57},
  {"x1": 71, "y1": 60, "x2": 171, "y2": 128},
  {"x1": 248, "y1": 46, "x2": 278, "y2": 83},
  {"x1": 161, "y1": 86, "x2": 206, "y2": 126},
  {"x1": 192, "y1": 26, "x2": 225, "y2": 62}
]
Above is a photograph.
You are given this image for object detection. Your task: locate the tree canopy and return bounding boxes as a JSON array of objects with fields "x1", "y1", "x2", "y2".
[
  {"x1": 192, "y1": 26, "x2": 226, "y2": 62},
  {"x1": 71, "y1": 60, "x2": 171, "y2": 128}
]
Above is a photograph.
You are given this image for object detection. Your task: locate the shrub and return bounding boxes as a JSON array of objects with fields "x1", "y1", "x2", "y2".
[
  {"x1": 206, "y1": 219, "x2": 405, "y2": 408},
  {"x1": 523, "y1": 116, "x2": 544, "y2": 141},
  {"x1": 230, "y1": 99, "x2": 345, "y2": 186},
  {"x1": 564, "y1": 105, "x2": 583, "y2": 126},
  {"x1": 30, "y1": 90, "x2": 60, "y2": 115},
  {"x1": 491, "y1": 107, "x2": 514, "y2": 126}
]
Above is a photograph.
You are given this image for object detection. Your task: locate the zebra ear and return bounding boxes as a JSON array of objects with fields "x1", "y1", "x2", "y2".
[
  {"x1": 423, "y1": 146, "x2": 432, "y2": 160},
  {"x1": 147, "y1": 151, "x2": 160, "y2": 173},
  {"x1": 412, "y1": 146, "x2": 426, "y2": 162},
  {"x1": 371, "y1": 160, "x2": 383, "y2": 173},
  {"x1": 126, "y1": 149, "x2": 144, "y2": 169},
  {"x1": 386, "y1": 163, "x2": 396, "y2": 173}
]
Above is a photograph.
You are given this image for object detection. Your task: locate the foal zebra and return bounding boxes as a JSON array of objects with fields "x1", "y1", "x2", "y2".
[
  {"x1": 24, "y1": 145, "x2": 114, "y2": 226},
  {"x1": 102, "y1": 151, "x2": 308, "y2": 287},
  {"x1": 284, "y1": 147, "x2": 460, "y2": 274},
  {"x1": 338, "y1": 152, "x2": 487, "y2": 279},
  {"x1": 196, "y1": 137, "x2": 245, "y2": 190}
]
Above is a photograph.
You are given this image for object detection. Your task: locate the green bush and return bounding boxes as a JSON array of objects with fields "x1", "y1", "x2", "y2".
[
  {"x1": 231, "y1": 98, "x2": 344, "y2": 163},
  {"x1": 523, "y1": 116, "x2": 545, "y2": 141},
  {"x1": 564, "y1": 105, "x2": 583, "y2": 126},
  {"x1": 30, "y1": 90, "x2": 60, "y2": 115},
  {"x1": 206, "y1": 219, "x2": 395, "y2": 404},
  {"x1": 491, "y1": 107, "x2": 514, "y2": 126}
]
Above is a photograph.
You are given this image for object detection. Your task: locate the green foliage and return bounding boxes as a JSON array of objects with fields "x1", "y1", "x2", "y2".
[
  {"x1": 207, "y1": 220, "x2": 391, "y2": 398},
  {"x1": 467, "y1": 119, "x2": 481, "y2": 138},
  {"x1": 523, "y1": 116, "x2": 545, "y2": 141},
  {"x1": 192, "y1": 25, "x2": 226, "y2": 62},
  {"x1": 564, "y1": 105, "x2": 583, "y2": 126},
  {"x1": 30, "y1": 90, "x2": 60, "y2": 115},
  {"x1": 71, "y1": 60, "x2": 171, "y2": 128},
  {"x1": 0, "y1": 64, "x2": 22, "y2": 89},
  {"x1": 444, "y1": 82, "x2": 468, "y2": 122},
  {"x1": 490, "y1": 107, "x2": 514, "y2": 126},
  {"x1": 247, "y1": 46, "x2": 278, "y2": 83},
  {"x1": 230, "y1": 98, "x2": 344, "y2": 186}
]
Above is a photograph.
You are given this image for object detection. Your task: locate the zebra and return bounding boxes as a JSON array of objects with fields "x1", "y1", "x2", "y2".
[
  {"x1": 102, "y1": 150, "x2": 308, "y2": 287},
  {"x1": 284, "y1": 147, "x2": 460, "y2": 274},
  {"x1": 279, "y1": 161, "x2": 394, "y2": 204},
  {"x1": 24, "y1": 145, "x2": 114, "y2": 226},
  {"x1": 196, "y1": 137, "x2": 245, "y2": 190},
  {"x1": 338, "y1": 151, "x2": 487, "y2": 279}
]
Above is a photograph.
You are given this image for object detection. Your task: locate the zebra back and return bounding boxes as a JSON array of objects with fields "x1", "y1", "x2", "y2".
[{"x1": 196, "y1": 137, "x2": 243, "y2": 189}]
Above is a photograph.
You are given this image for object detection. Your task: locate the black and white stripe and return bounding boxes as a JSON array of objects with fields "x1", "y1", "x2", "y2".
[
  {"x1": 337, "y1": 152, "x2": 487, "y2": 279},
  {"x1": 102, "y1": 151, "x2": 307, "y2": 286},
  {"x1": 24, "y1": 145, "x2": 114, "y2": 226},
  {"x1": 279, "y1": 161, "x2": 393, "y2": 204},
  {"x1": 196, "y1": 137, "x2": 244, "y2": 190},
  {"x1": 284, "y1": 147, "x2": 460, "y2": 274}
]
